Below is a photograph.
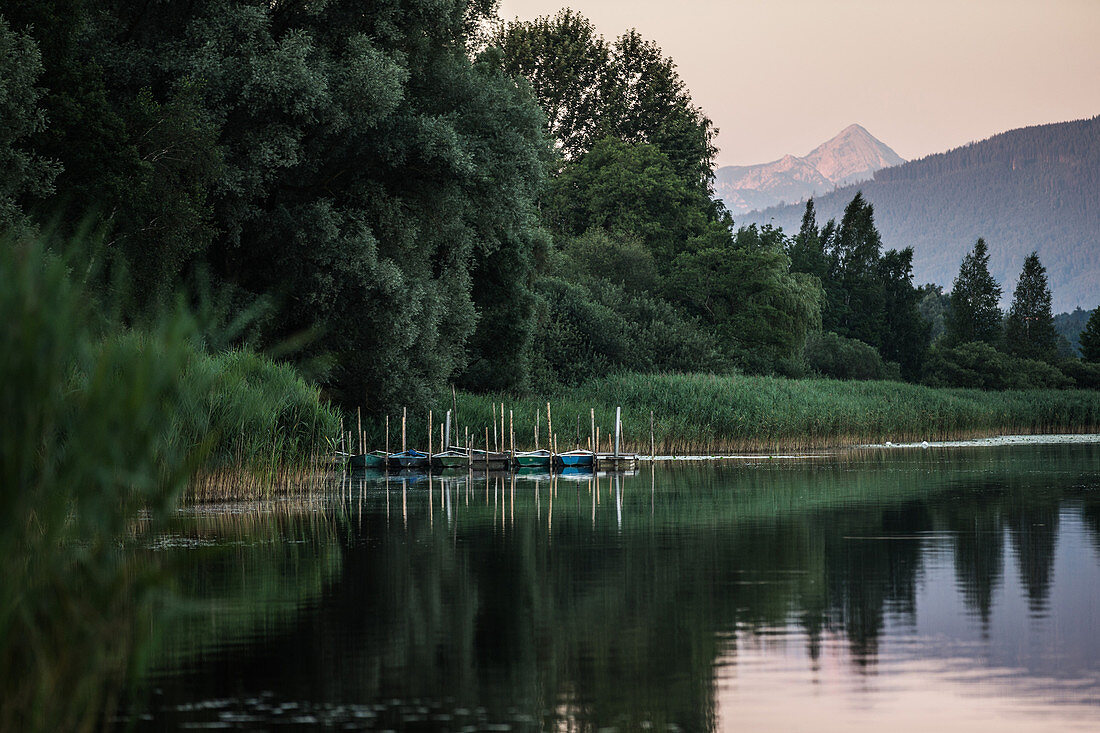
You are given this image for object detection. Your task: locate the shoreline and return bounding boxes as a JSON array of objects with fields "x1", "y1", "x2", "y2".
[{"x1": 635, "y1": 432, "x2": 1100, "y2": 461}]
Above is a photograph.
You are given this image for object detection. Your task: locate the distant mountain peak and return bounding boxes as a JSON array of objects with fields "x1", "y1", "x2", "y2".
[
  {"x1": 739, "y1": 115, "x2": 1100, "y2": 313},
  {"x1": 715, "y1": 124, "x2": 904, "y2": 215},
  {"x1": 806, "y1": 125, "x2": 905, "y2": 185}
]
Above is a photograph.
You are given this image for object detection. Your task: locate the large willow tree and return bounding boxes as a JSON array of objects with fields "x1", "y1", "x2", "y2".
[{"x1": 2, "y1": 0, "x2": 553, "y2": 409}]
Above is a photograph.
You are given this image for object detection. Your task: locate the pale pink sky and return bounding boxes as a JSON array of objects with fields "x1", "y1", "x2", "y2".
[{"x1": 497, "y1": 0, "x2": 1100, "y2": 167}]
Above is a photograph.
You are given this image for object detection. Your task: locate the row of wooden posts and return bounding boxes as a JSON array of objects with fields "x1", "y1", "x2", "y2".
[{"x1": 344, "y1": 402, "x2": 657, "y2": 460}]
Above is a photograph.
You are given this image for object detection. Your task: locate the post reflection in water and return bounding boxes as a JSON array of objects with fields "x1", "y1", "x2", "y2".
[{"x1": 122, "y1": 444, "x2": 1100, "y2": 731}]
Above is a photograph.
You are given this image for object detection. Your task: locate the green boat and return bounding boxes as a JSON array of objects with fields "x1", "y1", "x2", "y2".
[
  {"x1": 431, "y1": 450, "x2": 470, "y2": 470},
  {"x1": 347, "y1": 450, "x2": 388, "y2": 470},
  {"x1": 513, "y1": 449, "x2": 551, "y2": 468}
]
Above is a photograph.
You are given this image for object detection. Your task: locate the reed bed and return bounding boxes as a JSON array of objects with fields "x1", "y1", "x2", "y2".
[
  {"x1": 433, "y1": 373, "x2": 1100, "y2": 455},
  {"x1": 0, "y1": 236, "x2": 339, "y2": 732}
]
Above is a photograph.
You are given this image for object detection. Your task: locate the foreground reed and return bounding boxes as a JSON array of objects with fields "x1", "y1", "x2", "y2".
[{"x1": 0, "y1": 236, "x2": 338, "y2": 732}]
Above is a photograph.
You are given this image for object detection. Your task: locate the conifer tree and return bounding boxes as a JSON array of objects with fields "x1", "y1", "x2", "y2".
[
  {"x1": 1079, "y1": 307, "x2": 1100, "y2": 363},
  {"x1": 1004, "y1": 252, "x2": 1058, "y2": 362},
  {"x1": 945, "y1": 238, "x2": 1002, "y2": 345}
]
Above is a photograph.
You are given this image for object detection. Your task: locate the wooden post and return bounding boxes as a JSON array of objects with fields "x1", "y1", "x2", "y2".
[
  {"x1": 385, "y1": 415, "x2": 390, "y2": 459},
  {"x1": 546, "y1": 403, "x2": 553, "y2": 460},
  {"x1": 402, "y1": 407, "x2": 407, "y2": 453},
  {"x1": 466, "y1": 426, "x2": 471, "y2": 470},
  {"x1": 485, "y1": 427, "x2": 490, "y2": 470},
  {"x1": 614, "y1": 406, "x2": 621, "y2": 457},
  {"x1": 500, "y1": 403, "x2": 505, "y2": 457},
  {"x1": 428, "y1": 410, "x2": 433, "y2": 460},
  {"x1": 596, "y1": 426, "x2": 600, "y2": 456},
  {"x1": 650, "y1": 410, "x2": 655, "y2": 458},
  {"x1": 509, "y1": 409, "x2": 515, "y2": 462},
  {"x1": 492, "y1": 403, "x2": 498, "y2": 452},
  {"x1": 451, "y1": 384, "x2": 458, "y2": 439},
  {"x1": 445, "y1": 410, "x2": 452, "y2": 450},
  {"x1": 576, "y1": 413, "x2": 580, "y2": 449},
  {"x1": 357, "y1": 407, "x2": 363, "y2": 455},
  {"x1": 590, "y1": 409, "x2": 595, "y2": 454},
  {"x1": 535, "y1": 409, "x2": 540, "y2": 451}
]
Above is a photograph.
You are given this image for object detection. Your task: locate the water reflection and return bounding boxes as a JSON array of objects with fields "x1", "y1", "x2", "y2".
[{"x1": 122, "y1": 444, "x2": 1100, "y2": 730}]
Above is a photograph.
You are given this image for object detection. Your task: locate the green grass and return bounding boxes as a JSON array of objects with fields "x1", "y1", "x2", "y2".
[{"x1": 370, "y1": 373, "x2": 1100, "y2": 455}]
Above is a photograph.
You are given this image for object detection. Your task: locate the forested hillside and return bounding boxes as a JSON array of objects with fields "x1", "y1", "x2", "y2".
[{"x1": 745, "y1": 116, "x2": 1100, "y2": 312}]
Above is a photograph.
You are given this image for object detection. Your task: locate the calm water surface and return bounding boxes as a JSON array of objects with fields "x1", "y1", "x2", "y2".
[{"x1": 121, "y1": 444, "x2": 1100, "y2": 731}]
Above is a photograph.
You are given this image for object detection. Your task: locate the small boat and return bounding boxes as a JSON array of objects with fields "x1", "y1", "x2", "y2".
[
  {"x1": 347, "y1": 450, "x2": 388, "y2": 470},
  {"x1": 387, "y1": 449, "x2": 430, "y2": 470},
  {"x1": 553, "y1": 450, "x2": 595, "y2": 468},
  {"x1": 431, "y1": 450, "x2": 470, "y2": 470},
  {"x1": 468, "y1": 449, "x2": 510, "y2": 470},
  {"x1": 513, "y1": 449, "x2": 552, "y2": 468}
]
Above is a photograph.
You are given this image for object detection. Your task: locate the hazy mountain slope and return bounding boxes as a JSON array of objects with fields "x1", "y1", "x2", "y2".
[
  {"x1": 715, "y1": 124, "x2": 904, "y2": 214},
  {"x1": 742, "y1": 116, "x2": 1100, "y2": 312}
]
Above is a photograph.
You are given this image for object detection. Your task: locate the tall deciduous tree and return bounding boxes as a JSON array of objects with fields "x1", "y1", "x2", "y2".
[
  {"x1": 945, "y1": 238, "x2": 1003, "y2": 346},
  {"x1": 6, "y1": 0, "x2": 553, "y2": 409},
  {"x1": 1004, "y1": 252, "x2": 1058, "y2": 362},
  {"x1": 493, "y1": 10, "x2": 717, "y2": 191},
  {"x1": 0, "y1": 15, "x2": 58, "y2": 233},
  {"x1": 1080, "y1": 307, "x2": 1100, "y2": 363}
]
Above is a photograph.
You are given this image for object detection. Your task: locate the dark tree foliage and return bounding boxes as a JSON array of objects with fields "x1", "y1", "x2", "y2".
[
  {"x1": 787, "y1": 199, "x2": 828, "y2": 283},
  {"x1": 3, "y1": 0, "x2": 552, "y2": 411},
  {"x1": 493, "y1": 10, "x2": 718, "y2": 191},
  {"x1": 945, "y1": 238, "x2": 1003, "y2": 347},
  {"x1": 804, "y1": 332, "x2": 898, "y2": 382},
  {"x1": 0, "y1": 15, "x2": 58, "y2": 234},
  {"x1": 788, "y1": 195, "x2": 929, "y2": 380},
  {"x1": 667, "y1": 224, "x2": 822, "y2": 372},
  {"x1": 1005, "y1": 253, "x2": 1058, "y2": 363},
  {"x1": 917, "y1": 284, "x2": 950, "y2": 343},
  {"x1": 1082, "y1": 308, "x2": 1100, "y2": 364},
  {"x1": 545, "y1": 138, "x2": 709, "y2": 263},
  {"x1": 923, "y1": 342, "x2": 1070, "y2": 390},
  {"x1": 877, "y1": 248, "x2": 930, "y2": 380}
]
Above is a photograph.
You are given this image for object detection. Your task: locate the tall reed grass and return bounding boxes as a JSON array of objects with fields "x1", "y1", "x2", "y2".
[
  {"x1": 374, "y1": 373, "x2": 1100, "y2": 455},
  {"x1": 0, "y1": 236, "x2": 338, "y2": 731}
]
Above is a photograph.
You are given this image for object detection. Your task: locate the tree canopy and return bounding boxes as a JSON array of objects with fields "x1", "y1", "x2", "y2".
[
  {"x1": 1004, "y1": 252, "x2": 1058, "y2": 363},
  {"x1": 492, "y1": 9, "x2": 717, "y2": 190},
  {"x1": 945, "y1": 238, "x2": 1003, "y2": 346}
]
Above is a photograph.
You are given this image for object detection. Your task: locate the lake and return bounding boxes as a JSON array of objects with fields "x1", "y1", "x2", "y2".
[{"x1": 119, "y1": 442, "x2": 1100, "y2": 731}]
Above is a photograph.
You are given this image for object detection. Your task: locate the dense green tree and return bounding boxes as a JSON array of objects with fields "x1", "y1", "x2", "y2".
[
  {"x1": 789, "y1": 194, "x2": 929, "y2": 379},
  {"x1": 1081, "y1": 308, "x2": 1100, "y2": 363},
  {"x1": 830, "y1": 193, "x2": 885, "y2": 345},
  {"x1": 493, "y1": 10, "x2": 717, "y2": 190},
  {"x1": 878, "y1": 248, "x2": 930, "y2": 380},
  {"x1": 917, "y1": 284, "x2": 950, "y2": 343},
  {"x1": 4, "y1": 0, "x2": 554, "y2": 410},
  {"x1": 557, "y1": 228, "x2": 657, "y2": 294},
  {"x1": 945, "y1": 238, "x2": 1002, "y2": 346},
  {"x1": 787, "y1": 198, "x2": 828, "y2": 283},
  {"x1": 0, "y1": 15, "x2": 58, "y2": 233},
  {"x1": 667, "y1": 224, "x2": 822, "y2": 371},
  {"x1": 1004, "y1": 253, "x2": 1058, "y2": 363},
  {"x1": 545, "y1": 138, "x2": 708, "y2": 262}
]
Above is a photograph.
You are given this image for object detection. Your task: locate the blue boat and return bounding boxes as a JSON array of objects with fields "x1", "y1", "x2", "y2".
[
  {"x1": 553, "y1": 450, "x2": 595, "y2": 469},
  {"x1": 387, "y1": 449, "x2": 429, "y2": 470}
]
